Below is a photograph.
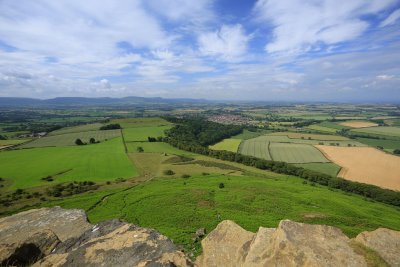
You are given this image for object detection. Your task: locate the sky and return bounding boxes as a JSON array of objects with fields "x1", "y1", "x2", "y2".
[{"x1": 0, "y1": 0, "x2": 399, "y2": 102}]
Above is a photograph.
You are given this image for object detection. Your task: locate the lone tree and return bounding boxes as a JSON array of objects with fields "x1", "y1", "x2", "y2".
[
  {"x1": 137, "y1": 146, "x2": 144, "y2": 152},
  {"x1": 75, "y1": 138, "x2": 84, "y2": 145},
  {"x1": 219, "y1": 182, "x2": 225, "y2": 189},
  {"x1": 89, "y1": 137, "x2": 96, "y2": 144}
]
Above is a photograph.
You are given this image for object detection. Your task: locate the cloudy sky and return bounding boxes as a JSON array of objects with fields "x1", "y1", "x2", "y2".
[{"x1": 0, "y1": 0, "x2": 399, "y2": 101}]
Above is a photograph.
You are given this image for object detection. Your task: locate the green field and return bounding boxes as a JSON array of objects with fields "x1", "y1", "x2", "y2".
[
  {"x1": 44, "y1": 174, "x2": 400, "y2": 251},
  {"x1": 112, "y1": 117, "x2": 172, "y2": 129},
  {"x1": 126, "y1": 141, "x2": 192, "y2": 155},
  {"x1": 238, "y1": 139, "x2": 272, "y2": 160},
  {"x1": 0, "y1": 138, "x2": 137, "y2": 189},
  {"x1": 270, "y1": 132, "x2": 349, "y2": 141},
  {"x1": 352, "y1": 126, "x2": 400, "y2": 137},
  {"x1": 0, "y1": 139, "x2": 30, "y2": 146},
  {"x1": 269, "y1": 143, "x2": 329, "y2": 163},
  {"x1": 294, "y1": 163, "x2": 341, "y2": 177},
  {"x1": 20, "y1": 130, "x2": 121, "y2": 148},
  {"x1": 123, "y1": 126, "x2": 171, "y2": 142},
  {"x1": 247, "y1": 135, "x2": 365, "y2": 147},
  {"x1": 48, "y1": 123, "x2": 104, "y2": 136},
  {"x1": 356, "y1": 137, "x2": 400, "y2": 151},
  {"x1": 209, "y1": 138, "x2": 242, "y2": 152},
  {"x1": 307, "y1": 125, "x2": 338, "y2": 133},
  {"x1": 231, "y1": 129, "x2": 271, "y2": 140}
]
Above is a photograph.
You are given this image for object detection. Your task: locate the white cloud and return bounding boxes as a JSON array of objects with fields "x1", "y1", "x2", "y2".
[
  {"x1": 380, "y1": 9, "x2": 400, "y2": 27},
  {"x1": 376, "y1": 74, "x2": 395, "y2": 80},
  {"x1": 198, "y1": 24, "x2": 251, "y2": 61},
  {"x1": 254, "y1": 0, "x2": 397, "y2": 53}
]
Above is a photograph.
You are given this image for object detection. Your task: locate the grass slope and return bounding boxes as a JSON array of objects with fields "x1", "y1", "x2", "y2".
[
  {"x1": 48, "y1": 174, "x2": 400, "y2": 251},
  {"x1": 352, "y1": 126, "x2": 400, "y2": 138},
  {"x1": 49, "y1": 123, "x2": 104, "y2": 135},
  {"x1": 20, "y1": 130, "x2": 121, "y2": 148},
  {"x1": 0, "y1": 138, "x2": 137, "y2": 189},
  {"x1": 112, "y1": 117, "x2": 172, "y2": 129},
  {"x1": 239, "y1": 139, "x2": 272, "y2": 160},
  {"x1": 209, "y1": 139, "x2": 242, "y2": 152},
  {"x1": 0, "y1": 139, "x2": 30, "y2": 146},
  {"x1": 126, "y1": 141, "x2": 192, "y2": 155}
]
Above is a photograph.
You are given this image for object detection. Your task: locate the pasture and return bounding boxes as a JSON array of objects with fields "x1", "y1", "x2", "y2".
[
  {"x1": 316, "y1": 145, "x2": 400, "y2": 191},
  {"x1": 356, "y1": 138, "x2": 400, "y2": 152},
  {"x1": 339, "y1": 121, "x2": 378, "y2": 128},
  {"x1": 47, "y1": 173, "x2": 400, "y2": 252},
  {"x1": 123, "y1": 126, "x2": 171, "y2": 142},
  {"x1": 111, "y1": 117, "x2": 172, "y2": 129},
  {"x1": 269, "y1": 143, "x2": 329, "y2": 163},
  {"x1": 126, "y1": 141, "x2": 191, "y2": 155},
  {"x1": 352, "y1": 126, "x2": 400, "y2": 138},
  {"x1": 209, "y1": 138, "x2": 241, "y2": 152},
  {"x1": 48, "y1": 123, "x2": 104, "y2": 135},
  {"x1": 0, "y1": 139, "x2": 29, "y2": 146},
  {"x1": 0, "y1": 138, "x2": 137, "y2": 189},
  {"x1": 238, "y1": 139, "x2": 272, "y2": 160},
  {"x1": 307, "y1": 125, "x2": 337, "y2": 133},
  {"x1": 20, "y1": 130, "x2": 121, "y2": 148},
  {"x1": 245, "y1": 135, "x2": 365, "y2": 147}
]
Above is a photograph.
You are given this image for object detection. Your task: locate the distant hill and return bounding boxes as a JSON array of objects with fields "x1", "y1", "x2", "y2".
[{"x1": 0, "y1": 96, "x2": 210, "y2": 107}]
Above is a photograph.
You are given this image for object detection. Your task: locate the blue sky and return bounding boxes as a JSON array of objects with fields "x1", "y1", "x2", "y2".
[{"x1": 0, "y1": 0, "x2": 399, "y2": 102}]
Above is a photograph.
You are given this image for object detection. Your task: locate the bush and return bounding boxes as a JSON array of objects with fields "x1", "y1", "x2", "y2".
[
  {"x1": 394, "y1": 149, "x2": 400, "y2": 155},
  {"x1": 115, "y1": 177, "x2": 126, "y2": 183},
  {"x1": 181, "y1": 174, "x2": 191, "y2": 178},
  {"x1": 75, "y1": 138, "x2": 84, "y2": 145},
  {"x1": 137, "y1": 146, "x2": 144, "y2": 152},
  {"x1": 219, "y1": 182, "x2": 225, "y2": 189},
  {"x1": 163, "y1": 170, "x2": 175, "y2": 175},
  {"x1": 89, "y1": 137, "x2": 96, "y2": 144},
  {"x1": 100, "y1": 124, "x2": 121, "y2": 130}
]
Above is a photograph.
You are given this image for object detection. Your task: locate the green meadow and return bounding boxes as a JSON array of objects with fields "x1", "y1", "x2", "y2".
[
  {"x1": 269, "y1": 143, "x2": 329, "y2": 163},
  {"x1": 48, "y1": 123, "x2": 105, "y2": 135},
  {"x1": 209, "y1": 138, "x2": 241, "y2": 152},
  {"x1": 294, "y1": 163, "x2": 341, "y2": 177},
  {"x1": 0, "y1": 139, "x2": 30, "y2": 146},
  {"x1": 46, "y1": 173, "x2": 400, "y2": 251},
  {"x1": 352, "y1": 126, "x2": 400, "y2": 137},
  {"x1": 123, "y1": 125, "x2": 171, "y2": 142},
  {"x1": 0, "y1": 138, "x2": 137, "y2": 189},
  {"x1": 126, "y1": 141, "x2": 191, "y2": 154}
]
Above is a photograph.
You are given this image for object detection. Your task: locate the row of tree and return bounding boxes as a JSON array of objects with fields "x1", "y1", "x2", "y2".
[{"x1": 164, "y1": 117, "x2": 400, "y2": 207}]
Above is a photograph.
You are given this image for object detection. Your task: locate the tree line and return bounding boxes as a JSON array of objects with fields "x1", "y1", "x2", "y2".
[{"x1": 164, "y1": 117, "x2": 400, "y2": 207}]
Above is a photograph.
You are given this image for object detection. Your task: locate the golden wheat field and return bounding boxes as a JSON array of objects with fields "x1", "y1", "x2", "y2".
[
  {"x1": 339, "y1": 121, "x2": 378, "y2": 128},
  {"x1": 315, "y1": 145, "x2": 400, "y2": 191}
]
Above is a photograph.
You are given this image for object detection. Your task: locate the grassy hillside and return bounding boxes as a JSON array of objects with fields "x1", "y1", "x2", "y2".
[
  {"x1": 43, "y1": 173, "x2": 400, "y2": 252},
  {"x1": 123, "y1": 126, "x2": 171, "y2": 142},
  {"x1": 209, "y1": 138, "x2": 241, "y2": 152},
  {"x1": 0, "y1": 138, "x2": 137, "y2": 189}
]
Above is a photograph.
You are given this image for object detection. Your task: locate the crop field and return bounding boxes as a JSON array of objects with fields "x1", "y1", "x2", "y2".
[
  {"x1": 0, "y1": 138, "x2": 137, "y2": 189},
  {"x1": 43, "y1": 173, "x2": 400, "y2": 251},
  {"x1": 316, "y1": 145, "x2": 400, "y2": 191},
  {"x1": 20, "y1": 130, "x2": 121, "y2": 148},
  {"x1": 111, "y1": 117, "x2": 172, "y2": 128},
  {"x1": 339, "y1": 121, "x2": 378, "y2": 128},
  {"x1": 48, "y1": 123, "x2": 104, "y2": 135},
  {"x1": 269, "y1": 132, "x2": 349, "y2": 141},
  {"x1": 238, "y1": 139, "x2": 272, "y2": 160},
  {"x1": 126, "y1": 141, "x2": 191, "y2": 155},
  {"x1": 294, "y1": 163, "x2": 341, "y2": 177},
  {"x1": 123, "y1": 126, "x2": 171, "y2": 142},
  {"x1": 356, "y1": 138, "x2": 400, "y2": 151},
  {"x1": 231, "y1": 129, "x2": 271, "y2": 140},
  {"x1": 246, "y1": 135, "x2": 365, "y2": 147},
  {"x1": 269, "y1": 143, "x2": 329, "y2": 163},
  {"x1": 209, "y1": 138, "x2": 242, "y2": 152},
  {"x1": 0, "y1": 139, "x2": 30, "y2": 146},
  {"x1": 351, "y1": 126, "x2": 400, "y2": 137},
  {"x1": 307, "y1": 125, "x2": 338, "y2": 133}
]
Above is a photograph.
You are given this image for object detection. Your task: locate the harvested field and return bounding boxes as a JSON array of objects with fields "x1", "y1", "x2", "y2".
[
  {"x1": 209, "y1": 138, "x2": 241, "y2": 152},
  {"x1": 315, "y1": 145, "x2": 400, "y2": 191},
  {"x1": 339, "y1": 121, "x2": 378, "y2": 128}
]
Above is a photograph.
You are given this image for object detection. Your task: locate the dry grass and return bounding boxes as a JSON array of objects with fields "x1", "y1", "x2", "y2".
[
  {"x1": 339, "y1": 121, "x2": 378, "y2": 128},
  {"x1": 315, "y1": 145, "x2": 400, "y2": 191}
]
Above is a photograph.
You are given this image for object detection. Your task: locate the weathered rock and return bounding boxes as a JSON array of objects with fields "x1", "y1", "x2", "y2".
[
  {"x1": 1, "y1": 229, "x2": 60, "y2": 266},
  {"x1": 355, "y1": 228, "x2": 400, "y2": 267},
  {"x1": 195, "y1": 228, "x2": 206, "y2": 238},
  {"x1": 0, "y1": 207, "x2": 91, "y2": 265},
  {"x1": 35, "y1": 219, "x2": 193, "y2": 267},
  {"x1": 197, "y1": 220, "x2": 368, "y2": 267},
  {"x1": 0, "y1": 207, "x2": 92, "y2": 243},
  {"x1": 195, "y1": 220, "x2": 255, "y2": 267}
]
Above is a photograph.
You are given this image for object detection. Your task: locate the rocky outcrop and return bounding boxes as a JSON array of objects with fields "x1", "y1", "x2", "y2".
[
  {"x1": 197, "y1": 220, "x2": 368, "y2": 267},
  {"x1": 1, "y1": 207, "x2": 399, "y2": 267},
  {"x1": 355, "y1": 228, "x2": 400, "y2": 267}
]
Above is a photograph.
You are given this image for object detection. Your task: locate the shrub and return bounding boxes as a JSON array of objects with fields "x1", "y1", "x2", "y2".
[
  {"x1": 181, "y1": 174, "x2": 191, "y2": 178},
  {"x1": 163, "y1": 170, "x2": 175, "y2": 175},
  {"x1": 75, "y1": 138, "x2": 84, "y2": 145},
  {"x1": 137, "y1": 146, "x2": 144, "y2": 152},
  {"x1": 219, "y1": 182, "x2": 225, "y2": 189},
  {"x1": 100, "y1": 123, "x2": 121, "y2": 130},
  {"x1": 89, "y1": 137, "x2": 96, "y2": 144}
]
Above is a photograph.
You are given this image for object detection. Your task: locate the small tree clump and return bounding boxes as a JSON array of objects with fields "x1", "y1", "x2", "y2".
[
  {"x1": 219, "y1": 182, "x2": 225, "y2": 189},
  {"x1": 163, "y1": 169, "x2": 175, "y2": 175},
  {"x1": 89, "y1": 137, "x2": 96, "y2": 144},
  {"x1": 137, "y1": 146, "x2": 144, "y2": 152},
  {"x1": 75, "y1": 138, "x2": 84, "y2": 145}
]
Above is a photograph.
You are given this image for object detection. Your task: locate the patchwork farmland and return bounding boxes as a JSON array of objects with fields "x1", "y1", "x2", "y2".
[{"x1": 269, "y1": 143, "x2": 329, "y2": 163}]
